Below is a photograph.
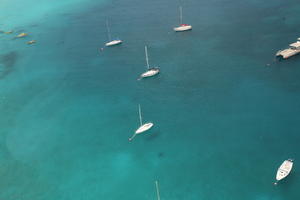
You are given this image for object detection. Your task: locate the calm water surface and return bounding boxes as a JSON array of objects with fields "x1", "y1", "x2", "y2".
[{"x1": 0, "y1": 0, "x2": 300, "y2": 199}]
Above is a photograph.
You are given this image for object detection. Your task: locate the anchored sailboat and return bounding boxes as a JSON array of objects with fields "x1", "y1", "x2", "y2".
[
  {"x1": 129, "y1": 104, "x2": 154, "y2": 141},
  {"x1": 105, "y1": 20, "x2": 122, "y2": 47},
  {"x1": 173, "y1": 6, "x2": 192, "y2": 32},
  {"x1": 274, "y1": 159, "x2": 294, "y2": 185},
  {"x1": 139, "y1": 46, "x2": 160, "y2": 79}
]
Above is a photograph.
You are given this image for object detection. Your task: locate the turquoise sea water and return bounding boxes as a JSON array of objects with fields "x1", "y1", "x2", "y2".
[{"x1": 1, "y1": 0, "x2": 300, "y2": 199}]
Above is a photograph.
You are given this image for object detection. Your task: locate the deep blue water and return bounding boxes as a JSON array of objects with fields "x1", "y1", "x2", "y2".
[{"x1": 1, "y1": 0, "x2": 300, "y2": 199}]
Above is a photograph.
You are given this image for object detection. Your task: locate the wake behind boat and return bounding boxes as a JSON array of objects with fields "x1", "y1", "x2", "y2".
[
  {"x1": 104, "y1": 20, "x2": 122, "y2": 47},
  {"x1": 274, "y1": 159, "x2": 294, "y2": 185},
  {"x1": 139, "y1": 46, "x2": 160, "y2": 79},
  {"x1": 173, "y1": 6, "x2": 192, "y2": 32},
  {"x1": 129, "y1": 104, "x2": 154, "y2": 141}
]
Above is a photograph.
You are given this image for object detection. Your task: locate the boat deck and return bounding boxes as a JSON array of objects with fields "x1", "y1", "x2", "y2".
[{"x1": 276, "y1": 48, "x2": 300, "y2": 59}]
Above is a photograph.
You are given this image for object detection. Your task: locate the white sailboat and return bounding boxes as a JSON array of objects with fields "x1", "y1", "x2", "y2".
[
  {"x1": 139, "y1": 46, "x2": 160, "y2": 79},
  {"x1": 174, "y1": 6, "x2": 192, "y2": 32},
  {"x1": 105, "y1": 20, "x2": 122, "y2": 47},
  {"x1": 274, "y1": 159, "x2": 294, "y2": 185},
  {"x1": 129, "y1": 104, "x2": 154, "y2": 141}
]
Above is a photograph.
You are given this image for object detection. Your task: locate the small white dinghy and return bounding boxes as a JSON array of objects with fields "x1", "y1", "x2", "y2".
[
  {"x1": 105, "y1": 20, "x2": 122, "y2": 47},
  {"x1": 129, "y1": 104, "x2": 154, "y2": 141},
  {"x1": 173, "y1": 6, "x2": 192, "y2": 32},
  {"x1": 274, "y1": 159, "x2": 294, "y2": 185},
  {"x1": 139, "y1": 46, "x2": 160, "y2": 79}
]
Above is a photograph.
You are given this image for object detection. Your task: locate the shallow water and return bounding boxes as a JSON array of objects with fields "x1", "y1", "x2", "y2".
[{"x1": 0, "y1": 0, "x2": 300, "y2": 199}]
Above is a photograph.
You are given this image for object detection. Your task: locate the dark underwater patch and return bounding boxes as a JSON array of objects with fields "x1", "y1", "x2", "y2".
[
  {"x1": 158, "y1": 152, "x2": 164, "y2": 158},
  {"x1": 0, "y1": 51, "x2": 18, "y2": 79}
]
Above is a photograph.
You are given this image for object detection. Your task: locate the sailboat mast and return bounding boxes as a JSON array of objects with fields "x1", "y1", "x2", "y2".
[
  {"x1": 145, "y1": 46, "x2": 150, "y2": 69},
  {"x1": 179, "y1": 6, "x2": 183, "y2": 24},
  {"x1": 106, "y1": 20, "x2": 112, "y2": 42},
  {"x1": 138, "y1": 104, "x2": 143, "y2": 126},
  {"x1": 155, "y1": 181, "x2": 161, "y2": 200}
]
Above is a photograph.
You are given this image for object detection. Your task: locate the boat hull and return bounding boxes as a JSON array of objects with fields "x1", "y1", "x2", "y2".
[
  {"x1": 174, "y1": 25, "x2": 192, "y2": 32},
  {"x1": 276, "y1": 159, "x2": 293, "y2": 181},
  {"x1": 135, "y1": 122, "x2": 154, "y2": 134},
  {"x1": 276, "y1": 40, "x2": 300, "y2": 59},
  {"x1": 105, "y1": 40, "x2": 122, "y2": 47},
  {"x1": 16, "y1": 33, "x2": 28, "y2": 38},
  {"x1": 141, "y1": 68, "x2": 160, "y2": 78},
  {"x1": 276, "y1": 49, "x2": 300, "y2": 59}
]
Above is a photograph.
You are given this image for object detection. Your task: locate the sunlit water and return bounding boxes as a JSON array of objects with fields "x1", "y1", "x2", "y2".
[{"x1": 1, "y1": 0, "x2": 300, "y2": 199}]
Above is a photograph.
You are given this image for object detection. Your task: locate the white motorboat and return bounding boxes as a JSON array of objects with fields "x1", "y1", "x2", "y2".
[
  {"x1": 104, "y1": 20, "x2": 122, "y2": 47},
  {"x1": 276, "y1": 38, "x2": 300, "y2": 59},
  {"x1": 140, "y1": 46, "x2": 160, "y2": 79},
  {"x1": 274, "y1": 159, "x2": 294, "y2": 185},
  {"x1": 129, "y1": 104, "x2": 154, "y2": 141},
  {"x1": 173, "y1": 6, "x2": 192, "y2": 32}
]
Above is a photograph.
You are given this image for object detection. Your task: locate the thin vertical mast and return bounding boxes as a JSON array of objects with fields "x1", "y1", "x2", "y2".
[
  {"x1": 155, "y1": 181, "x2": 161, "y2": 200},
  {"x1": 179, "y1": 6, "x2": 183, "y2": 24},
  {"x1": 106, "y1": 20, "x2": 112, "y2": 42},
  {"x1": 145, "y1": 46, "x2": 150, "y2": 69},
  {"x1": 138, "y1": 104, "x2": 143, "y2": 126}
]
